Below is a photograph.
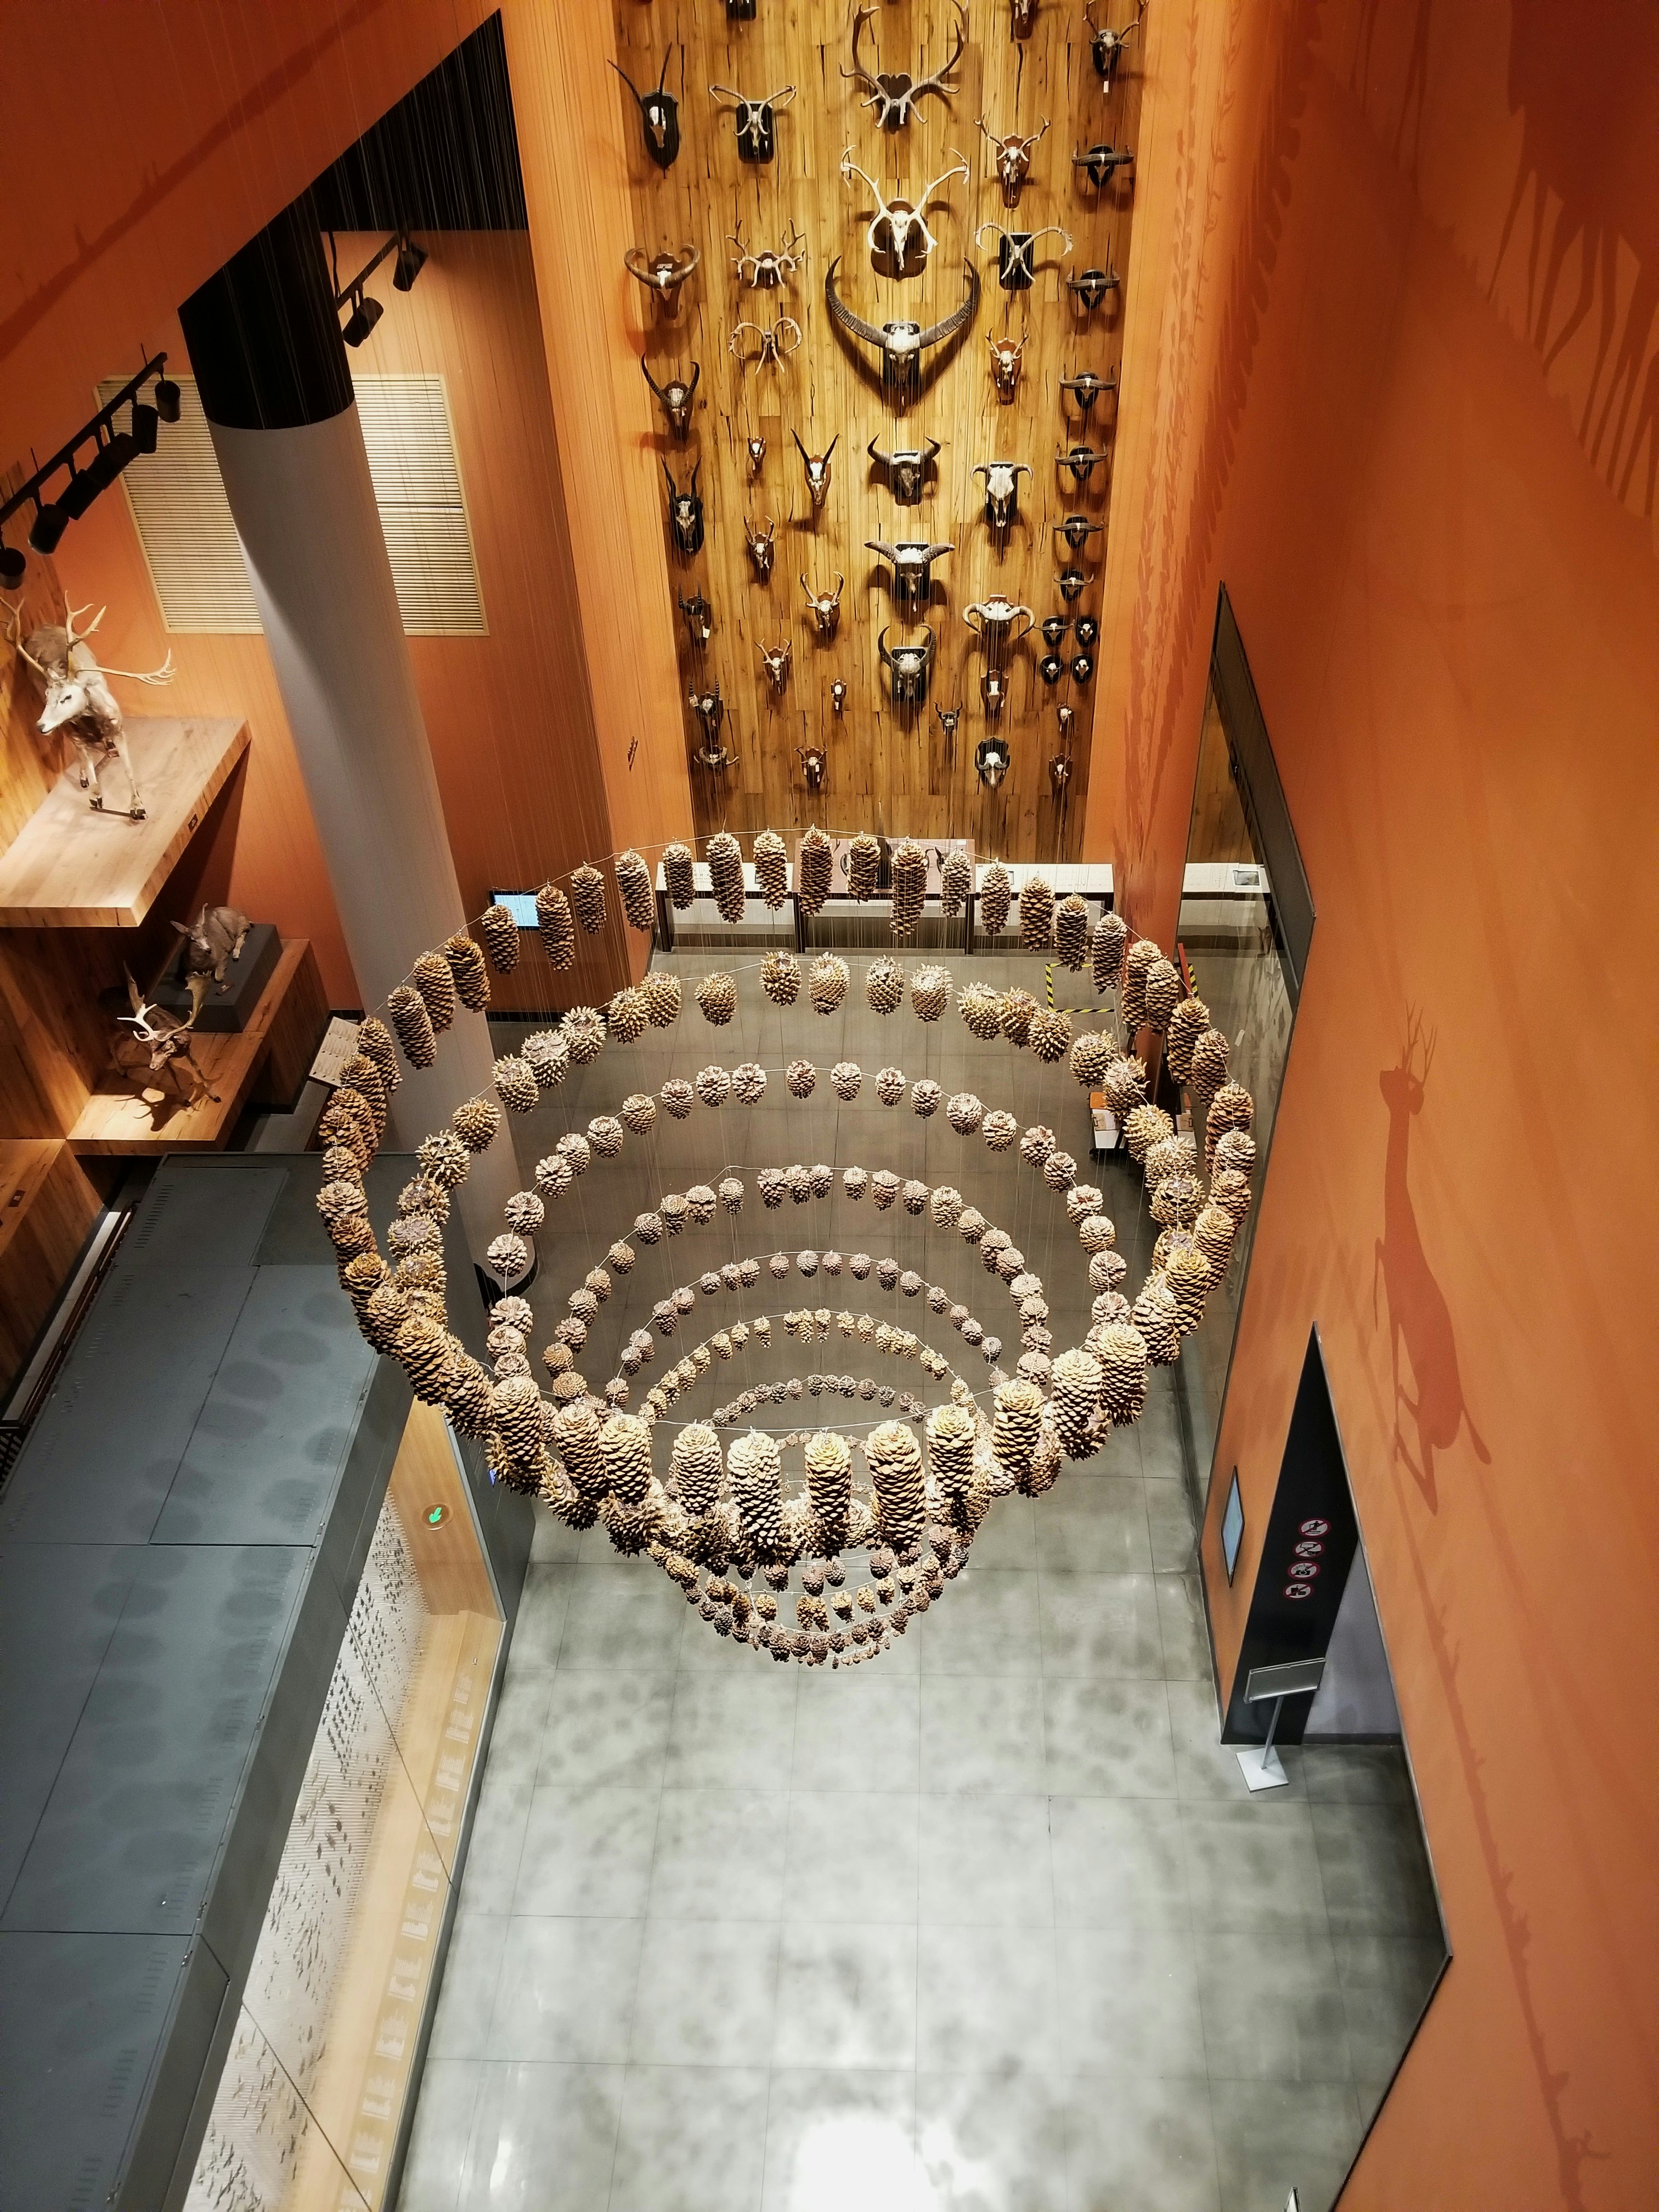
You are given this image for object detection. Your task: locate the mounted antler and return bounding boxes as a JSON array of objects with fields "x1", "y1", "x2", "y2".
[
  {"x1": 979, "y1": 116, "x2": 1049, "y2": 208},
  {"x1": 844, "y1": 3, "x2": 967, "y2": 132},
  {"x1": 839, "y1": 148, "x2": 969, "y2": 275}
]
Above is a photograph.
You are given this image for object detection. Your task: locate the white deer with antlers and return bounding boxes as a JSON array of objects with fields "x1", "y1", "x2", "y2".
[{"x1": 4, "y1": 599, "x2": 174, "y2": 820}]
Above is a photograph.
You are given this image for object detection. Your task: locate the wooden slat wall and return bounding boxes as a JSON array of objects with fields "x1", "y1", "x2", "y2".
[{"x1": 612, "y1": 0, "x2": 1143, "y2": 860}]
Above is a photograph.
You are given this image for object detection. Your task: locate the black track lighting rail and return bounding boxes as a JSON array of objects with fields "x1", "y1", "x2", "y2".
[
  {"x1": 0, "y1": 353, "x2": 176, "y2": 559},
  {"x1": 329, "y1": 228, "x2": 427, "y2": 348}
]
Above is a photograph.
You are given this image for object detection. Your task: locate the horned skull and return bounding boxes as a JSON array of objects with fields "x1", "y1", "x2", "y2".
[
  {"x1": 1049, "y1": 751, "x2": 1073, "y2": 796},
  {"x1": 746, "y1": 435, "x2": 768, "y2": 478},
  {"x1": 758, "y1": 637, "x2": 792, "y2": 696},
  {"x1": 988, "y1": 333, "x2": 1026, "y2": 402},
  {"x1": 801, "y1": 573, "x2": 844, "y2": 639},
  {"x1": 1075, "y1": 616, "x2": 1101, "y2": 648},
  {"x1": 624, "y1": 243, "x2": 701, "y2": 315},
  {"x1": 1060, "y1": 366, "x2": 1118, "y2": 421},
  {"x1": 679, "y1": 590, "x2": 713, "y2": 647},
  {"x1": 641, "y1": 357, "x2": 699, "y2": 438},
  {"x1": 1065, "y1": 264, "x2": 1120, "y2": 313},
  {"x1": 1011, "y1": 0, "x2": 1039, "y2": 35},
  {"x1": 730, "y1": 220, "x2": 807, "y2": 289},
  {"x1": 867, "y1": 436, "x2": 940, "y2": 507},
  {"x1": 840, "y1": 149, "x2": 969, "y2": 276},
  {"x1": 973, "y1": 460, "x2": 1032, "y2": 538},
  {"x1": 1084, "y1": 1, "x2": 1144, "y2": 84},
  {"x1": 963, "y1": 594, "x2": 1035, "y2": 670},
  {"x1": 981, "y1": 664, "x2": 1009, "y2": 719},
  {"x1": 663, "y1": 460, "x2": 704, "y2": 555},
  {"x1": 743, "y1": 515, "x2": 777, "y2": 582},
  {"x1": 708, "y1": 82, "x2": 797, "y2": 163},
  {"x1": 879, "y1": 625, "x2": 935, "y2": 707},
  {"x1": 866, "y1": 535, "x2": 954, "y2": 609},
  {"x1": 610, "y1": 50, "x2": 680, "y2": 170},
  {"x1": 976, "y1": 222, "x2": 1073, "y2": 293},
  {"x1": 1073, "y1": 142, "x2": 1136, "y2": 193},
  {"x1": 1057, "y1": 443, "x2": 1108, "y2": 488},
  {"x1": 799, "y1": 743, "x2": 828, "y2": 791},
  {"x1": 830, "y1": 680, "x2": 848, "y2": 716},
  {"x1": 690, "y1": 681, "x2": 726, "y2": 746},
  {"x1": 1057, "y1": 566, "x2": 1088, "y2": 601},
  {"x1": 976, "y1": 735, "x2": 1012, "y2": 787},
  {"x1": 979, "y1": 116, "x2": 1048, "y2": 207},
  {"x1": 843, "y1": 2, "x2": 966, "y2": 132},
  {"x1": 934, "y1": 702, "x2": 963, "y2": 741},
  {"x1": 825, "y1": 256, "x2": 981, "y2": 408},
  {"x1": 793, "y1": 431, "x2": 838, "y2": 515},
  {"x1": 1054, "y1": 512, "x2": 1104, "y2": 552}
]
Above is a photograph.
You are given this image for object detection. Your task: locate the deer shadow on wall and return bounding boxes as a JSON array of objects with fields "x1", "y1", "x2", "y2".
[{"x1": 1373, "y1": 1009, "x2": 1490, "y2": 1512}]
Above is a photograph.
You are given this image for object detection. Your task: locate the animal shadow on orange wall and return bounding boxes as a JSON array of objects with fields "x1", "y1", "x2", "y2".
[{"x1": 1373, "y1": 1009, "x2": 1490, "y2": 1511}]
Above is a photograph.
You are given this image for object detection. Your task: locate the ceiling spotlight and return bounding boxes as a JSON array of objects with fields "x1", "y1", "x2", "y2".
[
  {"x1": 93, "y1": 430, "x2": 139, "y2": 487},
  {"x1": 131, "y1": 400, "x2": 159, "y2": 455},
  {"x1": 154, "y1": 376, "x2": 181, "y2": 424},
  {"x1": 27, "y1": 499, "x2": 67, "y2": 555},
  {"x1": 59, "y1": 462, "x2": 102, "y2": 521},
  {"x1": 393, "y1": 234, "x2": 427, "y2": 292},
  {"x1": 341, "y1": 288, "x2": 383, "y2": 348},
  {"x1": 0, "y1": 540, "x2": 25, "y2": 589}
]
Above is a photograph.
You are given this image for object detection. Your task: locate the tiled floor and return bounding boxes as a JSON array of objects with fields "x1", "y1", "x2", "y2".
[{"x1": 396, "y1": 951, "x2": 1444, "y2": 2212}]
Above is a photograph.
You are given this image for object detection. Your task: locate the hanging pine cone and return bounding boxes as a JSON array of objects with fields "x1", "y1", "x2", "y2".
[
  {"x1": 731, "y1": 1429, "x2": 785, "y2": 1555},
  {"x1": 958, "y1": 984, "x2": 1002, "y2": 1041},
  {"x1": 866, "y1": 1420, "x2": 925, "y2": 1550},
  {"x1": 753, "y1": 828, "x2": 789, "y2": 909},
  {"x1": 1000, "y1": 989, "x2": 1037, "y2": 1048},
  {"x1": 523, "y1": 1030, "x2": 570, "y2": 1091},
  {"x1": 787, "y1": 1059, "x2": 817, "y2": 1099},
  {"x1": 443, "y1": 932, "x2": 490, "y2": 1013},
  {"x1": 1206, "y1": 1081, "x2": 1254, "y2": 1161},
  {"x1": 980, "y1": 861, "x2": 1012, "y2": 938},
  {"x1": 1097, "y1": 1322, "x2": 1149, "y2": 1425},
  {"x1": 1070, "y1": 1031, "x2": 1110, "y2": 1088},
  {"x1": 338, "y1": 1055, "x2": 387, "y2": 1136},
  {"x1": 910, "y1": 966, "x2": 950, "y2": 1022},
  {"x1": 640, "y1": 971, "x2": 681, "y2": 1029},
  {"x1": 866, "y1": 957, "x2": 905, "y2": 1014},
  {"x1": 355, "y1": 1014, "x2": 400, "y2": 1096},
  {"x1": 805, "y1": 1429, "x2": 852, "y2": 1550},
  {"x1": 798, "y1": 826, "x2": 833, "y2": 916},
  {"x1": 1054, "y1": 894, "x2": 1090, "y2": 972},
  {"x1": 810, "y1": 954, "x2": 849, "y2": 1013},
  {"x1": 1144, "y1": 958, "x2": 1182, "y2": 1033},
  {"x1": 874, "y1": 1066, "x2": 906, "y2": 1106},
  {"x1": 911, "y1": 1080, "x2": 941, "y2": 1119},
  {"x1": 386, "y1": 985, "x2": 437, "y2": 1070},
  {"x1": 536, "y1": 883, "x2": 575, "y2": 970},
  {"x1": 1018, "y1": 874, "x2": 1054, "y2": 951},
  {"x1": 616, "y1": 849, "x2": 655, "y2": 932},
  {"x1": 847, "y1": 831, "x2": 881, "y2": 901},
  {"x1": 505, "y1": 1189, "x2": 545, "y2": 1236},
  {"x1": 1145, "y1": 1130, "x2": 1197, "y2": 1191},
  {"x1": 872, "y1": 1170, "x2": 901, "y2": 1210},
  {"x1": 341, "y1": 1250, "x2": 388, "y2": 1307},
  {"x1": 1151, "y1": 1171, "x2": 1204, "y2": 1228},
  {"x1": 452, "y1": 1094, "x2": 501, "y2": 1152},
  {"x1": 982, "y1": 1110, "x2": 1018, "y2": 1151},
  {"x1": 1021, "y1": 1125, "x2": 1056, "y2": 1166},
  {"x1": 732, "y1": 1061, "x2": 768, "y2": 1103},
  {"x1": 695, "y1": 978, "x2": 734, "y2": 1026},
  {"x1": 658, "y1": 841, "x2": 693, "y2": 909},
  {"x1": 1123, "y1": 1102, "x2": 1172, "y2": 1161},
  {"x1": 607, "y1": 986, "x2": 648, "y2": 1044},
  {"x1": 947, "y1": 1092, "x2": 984, "y2": 1132},
  {"x1": 1189, "y1": 1027, "x2": 1230, "y2": 1093},
  {"x1": 1166, "y1": 995, "x2": 1210, "y2": 1084},
  {"x1": 493, "y1": 1057, "x2": 539, "y2": 1114},
  {"x1": 487, "y1": 1231, "x2": 531, "y2": 1280},
  {"x1": 1091, "y1": 909, "x2": 1128, "y2": 995},
  {"x1": 1194, "y1": 1203, "x2": 1235, "y2": 1270},
  {"x1": 696, "y1": 1065, "x2": 732, "y2": 1107},
  {"x1": 672, "y1": 1423, "x2": 725, "y2": 1515},
  {"x1": 1132, "y1": 1274, "x2": 1181, "y2": 1365},
  {"x1": 1212, "y1": 1127, "x2": 1257, "y2": 1180},
  {"x1": 622, "y1": 1092, "x2": 657, "y2": 1136},
  {"x1": 940, "y1": 847, "x2": 972, "y2": 917},
  {"x1": 588, "y1": 1116, "x2": 624, "y2": 1159},
  {"x1": 707, "y1": 831, "x2": 746, "y2": 924},
  {"x1": 1028, "y1": 1007, "x2": 1071, "y2": 1063},
  {"x1": 1210, "y1": 1167, "x2": 1252, "y2": 1226},
  {"x1": 1166, "y1": 1242, "x2": 1212, "y2": 1334},
  {"x1": 479, "y1": 902, "x2": 521, "y2": 974},
  {"x1": 397, "y1": 1314, "x2": 458, "y2": 1405},
  {"x1": 1043, "y1": 1150, "x2": 1077, "y2": 1190},
  {"x1": 1103, "y1": 1053, "x2": 1148, "y2": 1114},
  {"x1": 555, "y1": 1012, "x2": 599, "y2": 1070},
  {"x1": 992, "y1": 1378, "x2": 1043, "y2": 1487},
  {"x1": 1120, "y1": 938, "x2": 1157, "y2": 1035},
  {"x1": 411, "y1": 950, "x2": 457, "y2": 1034},
  {"x1": 831, "y1": 1061, "x2": 862, "y2": 1101},
  {"x1": 890, "y1": 839, "x2": 927, "y2": 938},
  {"x1": 757, "y1": 949, "x2": 798, "y2": 1008},
  {"x1": 1052, "y1": 1347, "x2": 1104, "y2": 1460},
  {"x1": 719, "y1": 1176, "x2": 744, "y2": 1214},
  {"x1": 571, "y1": 863, "x2": 606, "y2": 935}
]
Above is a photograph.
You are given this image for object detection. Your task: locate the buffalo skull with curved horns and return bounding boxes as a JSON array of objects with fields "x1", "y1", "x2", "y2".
[
  {"x1": 878, "y1": 625, "x2": 935, "y2": 707},
  {"x1": 867, "y1": 436, "x2": 940, "y2": 507},
  {"x1": 973, "y1": 460, "x2": 1032, "y2": 538}
]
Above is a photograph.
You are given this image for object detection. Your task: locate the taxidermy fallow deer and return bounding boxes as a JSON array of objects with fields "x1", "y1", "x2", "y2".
[{"x1": 5, "y1": 598, "x2": 174, "y2": 819}]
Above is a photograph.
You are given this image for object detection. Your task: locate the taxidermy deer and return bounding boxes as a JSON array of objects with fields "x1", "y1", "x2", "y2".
[
  {"x1": 172, "y1": 905, "x2": 251, "y2": 991},
  {"x1": 117, "y1": 969, "x2": 218, "y2": 1104},
  {"x1": 5, "y1": 599, "x2": 173, "y2": 819}
]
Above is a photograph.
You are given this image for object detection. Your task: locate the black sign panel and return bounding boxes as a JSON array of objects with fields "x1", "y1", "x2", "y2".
[{"x1": 1222, "y1": 1328, "x2": 1358, "y2": 1744}]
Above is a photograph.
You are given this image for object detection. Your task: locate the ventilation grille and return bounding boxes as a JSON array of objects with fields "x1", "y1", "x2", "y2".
[{"x1": 97, "y1": 375, "x2": 487, "y2": 636}]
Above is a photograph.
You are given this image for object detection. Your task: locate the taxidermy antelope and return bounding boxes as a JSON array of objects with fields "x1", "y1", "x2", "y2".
[
  {"x1": 839, "y1": 149, "x2": 969, "y2": 275},
  {"x1": 793, "y1": 432, "x2": 838, "y2": 515},
  {"x1": 980, "y1": 117, "x2": 1048, "y2": 207},
  {"x1": 119, "y1": 969, "x2": 218, "y2": 1104},
  {"x1": 5, "y1": 599, "x2": 173, "y2": 819}
]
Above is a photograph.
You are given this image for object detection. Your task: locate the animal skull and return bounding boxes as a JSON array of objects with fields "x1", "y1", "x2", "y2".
[
  {"x1": 840, "y1": 149, "x2": 969, "y2": 275},
  {"x1": 1057, "y1": 566, "x2": 1088, "y2": 602},
  {"x1": 793, "y1": 431, "x2": 839, "y2": 515},
  {"x1": 730, "y1": 315, "x2": 802, "y2": 370},
  {"x1": 830, "y1": 680, "x2": 848, "y2": 716},
  {"x1": 1057, "y1": 443, "x2": 1107, "y2": 488},
  {"x1": 866, "y1": 536, "x2": 955, "y2": 609},
  {"x1": 798, "y1": 743, "x2": 828, "y2": 791},
  {"x1": 1060, "y1": 365, "x2": 1118, "y2": 421},
  {"x1": 730, "y1": 220, "x2": 808, "y2": 289},
  {"x1": 689, "y1": 682, "x2": 725, "y2": 746},
  {"x1": 743, "y1": 515, "x2": 777, "y2": 582},
  {"x1": 679, "y1": 590, "x2": 713, "y2": 646},
  {"x1": 746, "y1": 435, "x2": 768, "y2": 478},
  {"x1": 867, "y1": 437, "x2": 940, "y2": 507},
  {"x1": 976, "y1": 735, "x2": 1012, "y2": 787},
  {"x1": 988, "y1": 332, "x2": 1027, "y2": 402},
  {"x1": 801, "y1": 574, "x2": 844, "y2": 639},
  {"x1": 758, "y1": 638, "x2": 792, "y2": 696},
  {"x1": 976, "y1": 222, "x2": 1073, "y2": 293},
  {"x1": 825, "y1": 256, "x2": 981, "y2": 409},
  {"x1": 1073, "y1": 142, "x2": 1137, "y2": 193},
  {"x1": 1049, "y1": 752, "x2": 1073, "y2": 795},
  {"x1": 934, "y1": 702, "x2": 963, "y2": 741},
  {"x1": 1056, "y1": 704, "x2": 1077, "y2": 743},
  {"x1": 980, "y1": 664, "x2": 1009, "y2": 719},
  {"x1": 610, "y1": 50, "x2": 680, "y2": 170},
  {"x1": 1054, "y1": 513, "x2": 1104, "y2": 552},
  {"x1": 641, "y1": 357, "x2": 699, "y2": 439},
  {"x1": 963, "y1": 594, "x2": 1035, "y2": 668},
  {"x1": 662, "y1": 460, "x2": 704, "y2": 556},
  {"x1": 843, "y1": 2, "x2": 966, "y2": 132},
  {"x1": 974, "y1": 461, "x2": 1032, "y2": 538},
  {"x1": 878, "y1": 625, "x2": 936, "y2": 707},
  {"x1": 624, "y1": 243, "x2": 701, "y2": 314},
  {"x1": 1065, "y1": 264, "x2": 1120, "y2": 313},
  {"x1": 1084, "y1": 1, "x2": 1144, "y2": 84},
  {"x1": 708, "y1": 82, "x2": 797, "y2": 163},
  {"x1": 979, "y1": 116, "x2": 1048, "y2": 207}
]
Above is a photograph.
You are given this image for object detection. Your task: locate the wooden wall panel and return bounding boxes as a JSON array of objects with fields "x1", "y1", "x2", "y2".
[{"x1": 611, "y1": 0, "x2": 1143, "y2": 860}]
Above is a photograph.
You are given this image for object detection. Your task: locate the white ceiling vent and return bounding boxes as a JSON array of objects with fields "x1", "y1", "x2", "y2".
[{"x1": 97, "y1": 374, "x2": 486, "y2": 637}]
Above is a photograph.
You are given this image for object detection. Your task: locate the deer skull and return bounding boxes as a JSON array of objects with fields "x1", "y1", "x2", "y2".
[
  {"x1": 801, "y1": 573, "x2": 844, "y2": 639},
  {"x1": 798, "y1": 743, "x2": 828, "y2": 791},
  {"x1": 979, "y1": 116, "x2": 1048, "y2": 207},
  {"x1": 758, "y1": 637, "x2": 792, "y2": 695},
  {"x1": 988, "y1": 333, "x2": 1026, "y2": 402},
  {"x1": 743, "y1": 515, "x2": 777, "y2": 582}
]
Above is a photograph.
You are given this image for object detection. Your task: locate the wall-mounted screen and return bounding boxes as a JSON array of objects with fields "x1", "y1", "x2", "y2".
[{"x1": 1222, "y1": 1469, "x2": 1245, "y2": 1583}]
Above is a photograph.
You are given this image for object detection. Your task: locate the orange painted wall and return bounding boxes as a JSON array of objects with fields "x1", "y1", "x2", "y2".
[{"x1": 1086, "y1": 2, "x2": 1659, "y2": 2204}]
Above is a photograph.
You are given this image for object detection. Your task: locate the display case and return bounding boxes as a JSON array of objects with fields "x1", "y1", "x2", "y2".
[{"x1": 185, "y1": 1402, "x2": 503, "y2": 2211}]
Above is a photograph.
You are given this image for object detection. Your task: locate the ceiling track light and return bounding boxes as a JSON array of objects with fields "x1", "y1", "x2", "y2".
[
  {"x1": 0, "y1": 351, "x2": 173, "y2": 568},
  {"x1": 333, "y1": 227, "x2": 425, "y2": 348}
]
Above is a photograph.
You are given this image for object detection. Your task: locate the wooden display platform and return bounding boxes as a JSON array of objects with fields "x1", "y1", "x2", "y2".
[
  {"x1": 0, "y1": 1139, "x2": 103, "y2": 1386},
  {"x1": 68, "y1": 939, "x2": 325, "y2": 1156},
  {"x1": 0, "y1": 716, "x2": 249, "y2": 929}
]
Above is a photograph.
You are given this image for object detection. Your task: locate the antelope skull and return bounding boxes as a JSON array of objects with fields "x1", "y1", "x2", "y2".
[
  {"x1": 801, "y1": 573, "x2": 844, "y2": 639},
  {"x1": 987, "y1": 333, "x2": 1026, "y2": 402},
  {"x1": 798, "y1": 743, "x2": 828, "y2": 791},
  {"x1": 743, "y1": 514, "x2": 777, "y2": 581},
  {"x1": 641, "y1": 357, "x2": 699, "y2": 439},
  {"x1": 679, "y1": 590, "x2": 713, "y2": 647},
  {"x1": 662, "y1": 460, "x2": 704, "y2": 555},
  {"x1": 758, "y1": 637, "x2": 792, "y2": 696},
  {"x1": 793, "y1": 431, "x2": 838, "y2": 515}
]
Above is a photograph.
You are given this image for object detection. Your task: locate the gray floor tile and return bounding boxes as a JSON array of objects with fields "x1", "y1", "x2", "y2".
[
  {"x1": 1042, "y1": 1678, "x2": 1177, "y2": 1797},
  {"x1": 1144, "y1": 1480, "x2": 1201, "y2": 1574},
  {"x1": 488, "y1": 1916, "x2": 644, "y2": 2063},
  {"x1": 648, "y1": 1788, "x2": 790, "y2": 1921},
  {"x1": 459, "y1": 2061, "x2": 624, "y2": 2211},
  {"x1": 514, "y1": 1785, "x2": 660, "y2": 1917},
  {"x1": 1166, "y1": 1678, "x2": 1306, "y2": 1802},
  {"x1": 608, "y1": 2064, "x2": 770, "y2": 2212},
  {"x1": 561, "y1": 1562, "x2": 689, "y2": 1670},
  {"x1": 1155, "y1": 1574, "x2": 1211, "y2": 1679},
  {"x1": 792, "y1": 1669, "x2": 920, "y2": 1790},
  {"x1": 917, "y1": 2068, "x2": 1072, "y2": 2212},
  {"x1": 917, "y1": 1922, "x2": 1058, "y2": 2073},
  {"x1": 630, "y1": 1918, "x2": 781, "y2": 2066},
  {"x1": 398, "y1": 2055, "x2": 480, "y2": 2212},
  {"x1": 487, "y1": 1667, "x2": 554, "y2": 1781},
  {"x1": 508, "y1": 1563, "x2": 576, "y2": 1672},
  {"x1": 1034, "y1": 1480, "x2": 1153, "y2": 1575},
  {"x1": 923, "y1": 1568, "x2": 1045, "y2": 1675},
  {"x1": 1333, "y1": 1933, "x2": 1446, "y2": 2080},
  {"x1": 921, "y1": 1673, "x2": 1048, "y2": 1793},
  {"x1": 967, "y1": 1490, "x2": 1037, "y2": 1567},
  {"x1": 1196, "y1": 1927, "x2": 1353, "y2": 2083},
  {"x1": 1040, "y1": 1573, "x2": 1165, "y2": 1678},
  {"x1": 920, "y1": 1793, "x2": 1055, "y2": 1925},
  {"x1": 773, "y1": 1920, "x2": 919, "y2": 2066},
  {"x1": 1055, "y1": 1926, "x2": 1207, "y2": 2075},
  {"x1": 1181, "y1": 1802, "x2": 1327, "y2": 1933},
  {"x1": 1049, "y1": 1797, "x2": 1189, "y2": 1929},
  {"x1": 786, "y1": 1790, "x2": 919, "y2": 1921},
  {"x1": 529, "y1": 1498, "x2": 583, "y2": 1563},
  {"x1": 538, "y1": 1672, "x2": 676, "y2": 1791},
  {"x1": 1065, "y1": 2073, "x2": 1220, "y2": 2212},
  {"x1": 429, "y1": 1912, "x2": 509, "y2": 2060},
  {"x1": 1207, "y1": 2076, "x2": 1363, "y2": 2212},
  {"x1": 458, "y1": 1773, "x2": 533, "y2": 1908},
  {"x1": 1312, "y1": 1799, "x2": 1442, "y2": 1937},
  {"x1": 667, "y1": 1668, "x2": 799, "y2": 1790},
  {"x1": 761, "y1": 2067, "x2": 918, "y2": 2212},
  {"x1": 1298, "y1": 1742, "x2": 1414, "y2": 1804}
]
